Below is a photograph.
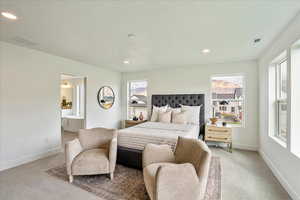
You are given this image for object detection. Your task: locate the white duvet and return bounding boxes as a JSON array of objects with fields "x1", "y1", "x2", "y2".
[{"x1": 117, "y1": 122, "x2": 199, "y2": 150}]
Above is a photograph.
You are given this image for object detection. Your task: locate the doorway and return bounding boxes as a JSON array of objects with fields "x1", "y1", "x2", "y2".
[{"x1": 60, "y1": 74, "x2": 86, "y2": 145}]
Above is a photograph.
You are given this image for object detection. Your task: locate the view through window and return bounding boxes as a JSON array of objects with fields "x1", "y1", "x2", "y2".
[
  {"x1": 211, "y1": 75, "x2": 244, "y2": 126},
  {"x1": 269, "y1": 51, "x2": 288, "y2": 142},
  {"x1": 277, "y1": 59, "x2": 288, "y2": 141},
  {"x1": 127, "y1": 80, "x2": 148, "y2": 120}
]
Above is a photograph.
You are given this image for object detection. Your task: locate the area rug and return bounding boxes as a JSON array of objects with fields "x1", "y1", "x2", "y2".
[{"x1": 46, "y1": 157, "x2": 221, "y2": 200}]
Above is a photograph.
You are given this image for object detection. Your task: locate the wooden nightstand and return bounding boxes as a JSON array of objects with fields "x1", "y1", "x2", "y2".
[
  {"x1": 124, "y1": 120, "x2": 147, "y2": 128},
  {"x1": 205, "y1": 124, "x2": 233, "y2": 152}
]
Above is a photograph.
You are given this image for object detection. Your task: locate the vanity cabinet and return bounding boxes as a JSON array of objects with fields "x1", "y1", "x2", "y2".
[{"x1": 62, "y1": 116, "x2": 84, "y2": 132}]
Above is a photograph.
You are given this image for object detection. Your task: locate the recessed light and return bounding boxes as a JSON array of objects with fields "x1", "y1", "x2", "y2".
[
  {"x1": 254, "y1": 38, "x2": 261, "y2": 43},
  {"x1": 128, "y1": 33, "x2": 136, "y2": 38},
  {"x1": 123, "y1": 60, "x2": 130, "y2": 64},
  {"x1": 202, "y1": 49, "x2": 211, "y2": 54},
  {"x1": 1, "y1": 12, "x2": 17, "y2": 20}
]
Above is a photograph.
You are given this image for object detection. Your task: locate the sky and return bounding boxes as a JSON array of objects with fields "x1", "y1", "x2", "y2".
[{"x1": 211, "y1": 76, "x2": 243, "y2": 88}]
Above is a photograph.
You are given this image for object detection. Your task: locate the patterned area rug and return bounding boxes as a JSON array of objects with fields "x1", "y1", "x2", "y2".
[{"x1": 46, "y1": 157, "x2": 221, "y2": 200}]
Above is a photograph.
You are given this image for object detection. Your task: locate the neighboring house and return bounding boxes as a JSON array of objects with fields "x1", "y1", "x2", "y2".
[{"x1": 212, "y1": 88, "x2": 243, "y2": 122}]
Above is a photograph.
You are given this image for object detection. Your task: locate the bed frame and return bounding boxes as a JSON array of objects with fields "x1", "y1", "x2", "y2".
[{"x1": 117, "y1": 94, "x2": 205, "y2": 169}]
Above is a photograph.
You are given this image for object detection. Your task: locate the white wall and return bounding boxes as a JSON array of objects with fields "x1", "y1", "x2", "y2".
[
  {"x1": 0, "y1": 42, "x2": 121, "y2": 171},
  {"x1": 258, "y1": 12, "x2": 300, "y2": 200},
  {"x1": 122, "y1": 60, "x2": 259, "y2": 150}
]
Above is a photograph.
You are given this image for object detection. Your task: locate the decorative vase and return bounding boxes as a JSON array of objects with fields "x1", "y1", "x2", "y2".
[
  {"x1": 139, "y1": 112, "x2": 144, "y2": 121},
  {"x1": 209, "y1": 117, "x2": 218, "y2": 125}
]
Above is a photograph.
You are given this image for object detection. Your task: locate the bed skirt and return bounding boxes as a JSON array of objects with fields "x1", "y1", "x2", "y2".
[{"x1": 117, "y1": 146, "x2": 143, "y2": 169}]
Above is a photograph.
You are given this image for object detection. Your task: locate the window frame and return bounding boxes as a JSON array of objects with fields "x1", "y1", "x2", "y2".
[
  {"x1": 272, "y1": 57, "x2": 288, "y2": 142},
  {"x1": 276, "y1": 58, "x2": 288, "y2": 100},
  {"x1": 210, "y1": 74, "x2": 246, "y2": 128},
  {"x1": 268, "y1": 50, "x2": 291, "y2": 147},
  {"x1": 127, "y1": 79, "x2": 148, "y2": 120},
  {"x1": 266, "y1": 39, "x2": 300, "y2": 157}
]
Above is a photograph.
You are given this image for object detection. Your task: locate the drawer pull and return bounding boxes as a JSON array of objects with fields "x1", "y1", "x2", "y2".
[
  {"x1": 207, "y1": 136, "x2": 228, "y2": 139},
  {"x1": 208, "y1": 129, "x2": 228, "y2": 132}
]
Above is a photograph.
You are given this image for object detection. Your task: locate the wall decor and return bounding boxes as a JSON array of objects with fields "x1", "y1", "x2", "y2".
[{"x1": 97, "y1": 86, "x2": 115, "y2": 109}]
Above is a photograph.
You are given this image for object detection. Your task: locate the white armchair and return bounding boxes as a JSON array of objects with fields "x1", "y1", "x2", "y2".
[
  {"x1": 65, "y1": 127, "x2": 117, "y2": 183},
  {"x1": 143, "y1": 137, "x2": 212, "y2": 200}
]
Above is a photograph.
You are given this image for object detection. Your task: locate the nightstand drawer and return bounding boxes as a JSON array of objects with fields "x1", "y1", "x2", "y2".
[
  {"x1": 206, "y1": 130, "x2": 231, "y2": 137},
  {"x1": 207, "y1": 127, "x2": 231, "y2": 134},
  {"x1": 205, "y1": 136, "x2": 231, "y2": 143},
  {"x1": 205, "y1": 124, "x2": 233, "y2": 151},
  {"x1": 206, "y1": 132, "x2": 231, "y2": 138}
]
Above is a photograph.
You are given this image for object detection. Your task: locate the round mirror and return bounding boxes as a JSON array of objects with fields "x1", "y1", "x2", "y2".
[{"x1": 97, "y1": 86, "x2": 115, "y2": 109}]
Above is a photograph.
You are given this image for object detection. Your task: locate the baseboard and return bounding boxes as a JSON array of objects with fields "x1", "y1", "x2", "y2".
[
  {"x1": 233, "y1": 143, "x2": 258, "y2": 151},
  {"x1": 0, "y1": 146, "x2": 62, "y2": 171},
  {"x1": 207, "y1": 141, "x2": 258, "y2": 151},
  {"x1": 259, "y1": 150, "x2": 300, "y2": 200}
]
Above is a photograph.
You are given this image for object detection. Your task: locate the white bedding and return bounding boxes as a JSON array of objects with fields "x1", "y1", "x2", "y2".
[{"x1": 117, "y1": 122, "x2": 199, "y2": 150}]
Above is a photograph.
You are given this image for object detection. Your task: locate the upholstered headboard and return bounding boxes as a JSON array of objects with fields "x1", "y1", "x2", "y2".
[{"x1": 151, "y1": 94, "x2": 205, "y2": 138}]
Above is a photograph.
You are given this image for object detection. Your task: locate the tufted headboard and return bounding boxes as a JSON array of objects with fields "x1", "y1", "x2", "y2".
[{"x1": 151, "y1": 94, "x2": 205, "y2": 138}]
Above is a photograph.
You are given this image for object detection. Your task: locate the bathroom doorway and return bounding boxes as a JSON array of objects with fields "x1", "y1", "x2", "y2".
[{"x1": 60, "y1": 74, "x2": 86, "y2": 145}]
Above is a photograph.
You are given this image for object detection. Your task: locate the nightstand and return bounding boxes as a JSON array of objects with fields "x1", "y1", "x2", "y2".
[
  {"x1": 205, "y1": 124, "x2": 233, "y2": 152},
  {"x1": 124, "y1": 120, "x2": 147, "y2": 128}
]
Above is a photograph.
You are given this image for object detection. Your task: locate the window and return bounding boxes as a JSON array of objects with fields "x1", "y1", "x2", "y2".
[
  {"x1": 277, "y1": 59, "x2": 288, "y2": 141},
  {"x1": 127, "y1": 80, "x2": 148, "y2": 120},
  {"x1": 231, "y1": 107, "x2": 235, "y2": 113},
  {"x1": 269, "y1": 51, "x2": 288, "y2": 142},
  {"x1": 290, "y1": 39, "x2": 300, "y2": 156},
  {"x1": 211, "y1": 75, "x2": 244, "y2": 126},
  {"x1": 267, "y1": 39, "x2": 300, "y2": 157}
]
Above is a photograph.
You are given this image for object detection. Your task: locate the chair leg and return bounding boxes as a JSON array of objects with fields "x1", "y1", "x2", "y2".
[
  {"x1": 110, "y1": 172, "x2": 114, "y2": 180},
  {"x1": 229, "y1": 142, "x2": 233, "y2": 153},
  {"x1": 69, "y1": 175, "x2": 74, "y2": 183}
]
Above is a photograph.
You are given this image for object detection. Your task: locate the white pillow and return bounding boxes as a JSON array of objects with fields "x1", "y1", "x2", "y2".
[
  {"x1": 172, "y1": 111, "x2": 187, "y2": 124},
  {"x1": 150, "y1": 105, "x2": 168, "y2": 122},
  {"x1": 180, "y1": 104, "x2": 202, "y2": 125},
  {"x1": 168, "y1": 107, "x2": 181, "y2": 121},
  {"x1": 158, "y1": 110, "x2": 172, "y2": 123},
  {"x1": 168, "y1": 107, "x2": 181, "y2": 113}
]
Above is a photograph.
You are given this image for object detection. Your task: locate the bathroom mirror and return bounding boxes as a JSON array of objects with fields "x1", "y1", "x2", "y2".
[{"x1": 97, "y1": 86, "x2": 115, "y2": 109}]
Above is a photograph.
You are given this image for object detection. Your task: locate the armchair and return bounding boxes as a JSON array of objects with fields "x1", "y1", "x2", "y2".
[
  {"x1": 143, "y1": 137, "x2": 212, "y2": 200},
  {"x1": 65, "y1": 127, "x2": 117, "y2": 183}
]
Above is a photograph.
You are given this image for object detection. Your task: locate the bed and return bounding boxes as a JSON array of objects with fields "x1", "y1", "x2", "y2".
[
  {"x1": 117, "y1": 94, "x2": 205, "y2": 169},
  {"x1": 118, "y1": 122, "x2": 200, "y2": 151}
]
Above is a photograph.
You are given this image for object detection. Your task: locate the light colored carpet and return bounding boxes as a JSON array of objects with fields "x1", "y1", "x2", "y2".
[
  {"x1": 46, "y1": 157, "x2": 221, "y2": 200},
  {"x1": 0, "y1": 132, "x2": 291, "y2": 200}
]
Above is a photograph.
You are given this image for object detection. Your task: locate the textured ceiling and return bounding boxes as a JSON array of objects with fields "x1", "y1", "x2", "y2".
[{"x1": 1, "y1": 0, "x2": 300, "y2": 72}]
